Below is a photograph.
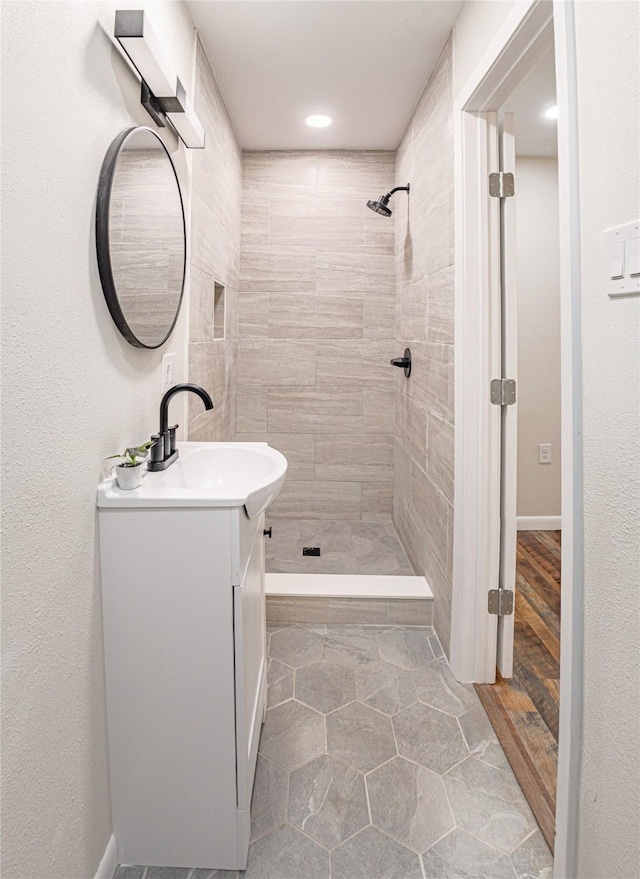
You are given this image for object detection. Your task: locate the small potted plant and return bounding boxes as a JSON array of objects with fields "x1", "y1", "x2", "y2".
[{"x1": 108, "y1": 441, "x2": 154, "y2": 490}]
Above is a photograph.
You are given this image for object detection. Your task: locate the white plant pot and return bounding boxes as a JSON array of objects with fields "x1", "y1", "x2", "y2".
[{"x1": 114, "y1": 462, "x2": 144, "y2": 490}]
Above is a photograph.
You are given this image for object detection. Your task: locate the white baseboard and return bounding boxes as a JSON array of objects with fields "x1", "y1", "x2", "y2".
[
  {"x1": 94, "y1": 834, "x2": 118, "y2": 879},
  {"x1": 517, "y1": 516, "x2": 562, "y2": 531}
]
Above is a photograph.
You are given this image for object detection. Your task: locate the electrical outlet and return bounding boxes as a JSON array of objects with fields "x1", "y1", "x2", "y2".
[
  {"x1": 539, "y1": 443, "x2": 552, "y2": 464},
  {"x1": 161, "y1": 353, "x2": 176, "y2": 392}
]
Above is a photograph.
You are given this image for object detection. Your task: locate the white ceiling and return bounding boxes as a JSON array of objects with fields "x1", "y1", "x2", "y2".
[
  {"x1": 187, "y1": 0, "x2": 464, "y2": 150},
  {"x1": 503, "y1": 43, "x2": 558, "y2": 157}
]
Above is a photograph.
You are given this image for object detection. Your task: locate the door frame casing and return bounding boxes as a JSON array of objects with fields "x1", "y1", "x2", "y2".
[{"x1": 450, "y1": 2, "x2": 583, "y2": 877}]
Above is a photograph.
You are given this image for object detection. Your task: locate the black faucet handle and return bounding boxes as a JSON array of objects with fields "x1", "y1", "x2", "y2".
[
  {"x1": 390, "y1": 348, "x2": 412, "y2": 378},
  {"x1": 149, "y1": 434, "x2": 164, "y2": 464},
  {"x1": 167, "y1": 424, "x2": 179, "y2": 455}
]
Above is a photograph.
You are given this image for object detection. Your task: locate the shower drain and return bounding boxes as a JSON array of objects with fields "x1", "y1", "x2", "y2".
[{"x1": 302, "y1": 547, "x2": 321, "y2": 556}]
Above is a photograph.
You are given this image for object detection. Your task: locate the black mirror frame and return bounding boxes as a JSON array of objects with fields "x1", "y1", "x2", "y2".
[{"x1": 95, "y1": 126, "x2": 187, "y2": 349}]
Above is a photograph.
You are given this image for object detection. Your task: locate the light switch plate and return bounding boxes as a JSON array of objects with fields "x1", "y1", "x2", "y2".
[
  {"x1": 604, "y1": 221, "x2": 640, "y2": 297},
  {"x1": 161, "y1": 353, "x2": 177, "y2": 391},
  {"x1": 628, "y1": 236, "x2": 640, "y2": 277}
]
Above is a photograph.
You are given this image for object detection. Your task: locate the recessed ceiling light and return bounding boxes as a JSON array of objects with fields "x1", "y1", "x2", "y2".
[
  {"x1": 305, "y1": 114, "x2": 333, "y2": 128},
  {"x1": 545, "y1": 105, "x2": 558, "y2": 120}
]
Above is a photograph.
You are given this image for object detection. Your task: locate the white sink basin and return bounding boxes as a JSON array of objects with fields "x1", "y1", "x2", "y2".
[{"x1": 97, "y1": 442, "x2": 288, "y2": 518}]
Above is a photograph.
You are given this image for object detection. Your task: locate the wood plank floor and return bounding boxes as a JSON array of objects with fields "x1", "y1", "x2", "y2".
[{"x1": 475, "y1": 530, "x2": 561, "y2": 852}]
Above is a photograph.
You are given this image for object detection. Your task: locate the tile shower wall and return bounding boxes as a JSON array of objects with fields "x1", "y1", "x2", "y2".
[
  {"x1": 187, "y1": 41, "x2": 242, "y2": 440},
  {"x1": 393, "y1": 40, "x2": 455, "y2": 654},
  {"x1": 237, "y1": 151, "x2": 397, "y2": 521}
]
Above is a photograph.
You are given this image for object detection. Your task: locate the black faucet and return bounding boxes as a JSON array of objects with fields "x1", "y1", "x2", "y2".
[{"x1": 147, "y1": 383, "x2": 214, "y2": 471}]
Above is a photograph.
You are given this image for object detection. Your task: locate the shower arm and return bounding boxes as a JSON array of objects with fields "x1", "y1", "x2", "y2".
[{"x1": 385, "y1": 184, "x2": 410, "y2": 197}]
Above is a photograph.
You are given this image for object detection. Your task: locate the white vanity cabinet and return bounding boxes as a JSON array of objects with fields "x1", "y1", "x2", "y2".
[{"x1": 98, "y1": 501, "x2": 267, "y2": 871}]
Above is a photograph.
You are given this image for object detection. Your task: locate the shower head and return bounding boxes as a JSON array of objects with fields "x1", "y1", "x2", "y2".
[
  {"x1": 366, "y1": 184, "x2": 410, "y2": 218},
  {"x1": 367, "y1": 195, "x2": 392, "y2": 217}
]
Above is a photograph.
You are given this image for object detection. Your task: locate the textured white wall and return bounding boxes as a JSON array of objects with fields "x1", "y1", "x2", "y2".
[
  {"x1": 1, "y1": 3, "x2": 196, "y2": 877},
  {"x1": 515, "y1": 157, "x2": 561, "y2": 518},
  {"x1": 573, "y1": 2, "x2": 640, "y2": 875},
  {"x1": 453, "y1": 0, "x2": 518, "y2": 95}
]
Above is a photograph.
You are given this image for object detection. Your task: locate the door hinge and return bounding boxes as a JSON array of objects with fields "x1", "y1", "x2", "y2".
[
  {"x1": 488, "y1": 589, "x2": 514, "y2": 616},
  {"x1": 490, "y1": 378, "x2": 516, "y2": 405},
  {"x1": 489, "y1": 171, "x2": 515, "y2": 198}
]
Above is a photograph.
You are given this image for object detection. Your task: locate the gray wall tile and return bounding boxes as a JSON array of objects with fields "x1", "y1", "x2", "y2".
[
  {"x1": 240, "y1": 201, "x2": 269, "y2": 247},
  {"x1": 315, "y1": 435, "x2": 393, "y2": 482},
  {"x1": 238, "y1": 291, "x2": 269, "y2": 339},
  {"x1": 316, "y1": 341, "x2": 395, "y2": 388},
  {"x1": 428, "y1": 265, "x2": 454, "y2": 344},
  {"x1": 361, "y1": 482, "x2": 394, "y2": 519},
  {"x1": 187, "y1": 41, "x2": 242, "y2": 442},
  {"x1": 363, "y1": 389, "x2": 395, "y2": 434},
  {"x1": 316, "y1": 151, "x2": 395, "y2": 199},
  {"x1": 269, "y1": 199, "x2": 364, "y2": 249},
  {"x1": 236, "y1": 386, "x2": 268, "y2": 433},
  {"x1": 316, "y1": 251, "x2": 395, "y2": 293},
  {"x1": 240, "y1": 249, "x2": 316, "y2": 292},
  {"x1": 397, "y1": 280, "x2": 429, "y2": 343},
  {"x1": 364, "y1": 294, "x2": 396, "y2": 340},
  {"x1": 269, "y1": 293, "x2": 364, "y2": 339},
  {"x1": 267, "y1": 387, "x2": 363, "y2": 434},
  {"x1": 395, "y1": 392, "x2": 428, "y2": 471},
  {"x1": 238, "y1": 151, "x2": 398, "y2": 519},
  {"x1": 238, "y1": 340, "x2": 316, "y2": 386},
  {"x1": 427, "y1": 413, "x2": 454, "y2": 505},
  {"x1": 269, "y1": 480, "x2": 362, "y2": 520},
  {"x1": 242, "y1": 151, "x2": 318, "y2": 201},
  {"x1": 394, "y1": 29, "x2": 454, "y2": 664},
  {"x1": 266, "y1": 596, "x2": 393, "y2": 625}
]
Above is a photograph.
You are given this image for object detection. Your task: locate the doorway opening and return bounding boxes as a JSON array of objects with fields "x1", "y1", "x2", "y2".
[
  {"x1": 475, "y1": 42, "x2": 562, "y2": 852},
  {"x1": 449, "y1": 2, "x2": 583, "y2": 875}
]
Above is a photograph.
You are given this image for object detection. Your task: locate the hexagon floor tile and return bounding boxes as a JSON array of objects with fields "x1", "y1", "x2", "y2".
[
  {"x1": 458, "y1": 703, "x2": 511, "y2": 770},
  {"x1": 362, "y1": 668, "x2": 418, "y2": 716},
  {"x1": 393, "y1": 701, "x2": 469, "y2": 774},
  {"x1": 243, "y1": 823, "x2": 329, "y2": 879},
  {"x1": 376, "y1": 627, "x2": 435, "y2": 669},
  {"x1": 288, "y1": 754, "x2": 369, "y2": 849},
  {"x1": 422, "y1": 829, "x2": 518, "y2": 878},
  {"x1": 323, "y1": 625, "x2": 379, "y2": 667},
  {"x1": 265, "y1": 657, "x2": 294, "y2": 709},
  {"x1": 120, "y1": 625, "x2": 551, "y2": 879},
  {"x1": 269, "y1": 626, "x2": 323, "y2": 668},
  {"x1": 510, "y1": 830, "x2": 554, "y2": 878},
  {"x1": 259, "y1": 700, "x2": 325, "y2": 770},
  {"x1": 249, "y1": 755, "x2": 289, "y2": 842},
  {"x1": 352, "y1": 658, "x2": 400, "y2": 702},
  {"x1": 413, "y1": 658, "x2": 479, "y2": 716},
  {"x1": 331, "y1": 826, "x2": 423, "y2": 879},
  {"x1": 367, "y1": 756, "x2": 454, "y2": 852},
  {"x1": 326, "y1": 701, "x2": 397, "y2": 774},
  {"x1": 443, "y1": 756, "x2": 538, "y2": 853},
  {"x1": 295, "y1": 659, "x2": 356, "y2": 714}
]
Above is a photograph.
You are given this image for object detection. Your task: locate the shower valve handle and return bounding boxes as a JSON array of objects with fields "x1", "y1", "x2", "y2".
[{"x1": 390, "y1": 348, "x2": 412, "y2": 378}]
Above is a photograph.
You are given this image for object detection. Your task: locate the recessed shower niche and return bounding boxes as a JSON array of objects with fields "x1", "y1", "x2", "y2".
[{"x1": 213, "y1": 280, "x2": 226, "y2": 340}]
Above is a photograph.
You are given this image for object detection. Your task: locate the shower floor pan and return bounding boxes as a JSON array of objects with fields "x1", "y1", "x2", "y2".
[{"x1": 265, "y1": 518, "x2": 433, "y2": 626}]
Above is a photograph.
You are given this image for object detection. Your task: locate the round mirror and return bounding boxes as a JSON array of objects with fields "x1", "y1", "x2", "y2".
[{"x1": 96, "y1": 127, "x2": 186, "y2": 349}]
